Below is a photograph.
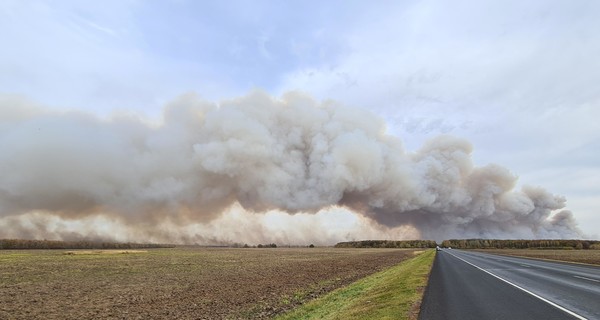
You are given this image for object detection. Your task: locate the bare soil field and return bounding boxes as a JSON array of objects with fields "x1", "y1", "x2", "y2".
[
  {"x1": 474, "y1": 249, "x2": 600, "y2": 265},
  {"x1": 0, "y1": 247, "x2": 417, "y2": 319}
]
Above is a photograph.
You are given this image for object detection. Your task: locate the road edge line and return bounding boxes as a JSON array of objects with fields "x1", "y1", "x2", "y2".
[
  {"x1": 573, "y1": 275, "x2": 600, "y2": 283},
  {"x1": 444, "y1": 250, "x2": 588, "y2": 320}
]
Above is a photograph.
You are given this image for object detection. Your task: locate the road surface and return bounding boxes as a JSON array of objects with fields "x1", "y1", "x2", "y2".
[{"x1": 419, "y1": 249, "x2": 600, "y2": 320}]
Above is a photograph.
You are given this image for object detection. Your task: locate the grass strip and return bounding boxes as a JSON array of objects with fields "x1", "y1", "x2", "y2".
[{"x1": 277, "y1": 249, "x2": 435, "y2": 320}]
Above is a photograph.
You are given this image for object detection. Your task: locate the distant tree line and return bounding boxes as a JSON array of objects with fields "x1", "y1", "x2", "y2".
[
  {"x1": 257, "y1": 243, "x2": 278, "y2": 248},
  {"x1": 334, "y1": 240, "x2": 437, "y2": 249},
  {"x1": 0, "y1": 239, "x2": 175, "y2": 250},
  {"x1": 231, "y1": 243, "x2": 318, "y2": 248},
  {"x1": 440, "y1": 239, "x2": 600, "y2": 250},
  {"x1": 230, "y1": 243, "x2": 279, "y2": 248}
]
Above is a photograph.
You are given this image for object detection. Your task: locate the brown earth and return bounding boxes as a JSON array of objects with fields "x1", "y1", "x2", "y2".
[
  {"x1": 0, "y1": 247, "x2": 417, "y2": 319},
  {"x1": 473, "y1": 248, "x2": 600, "y2": 265}
]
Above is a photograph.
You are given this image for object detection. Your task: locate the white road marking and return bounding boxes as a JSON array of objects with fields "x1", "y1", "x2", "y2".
[
  {"x1": 444, "y1": 251, "x2": 588, "y2": 320},
  {"x1": 520, "y1": 264, "x2": 530, "y2": 268},
  {"x1": 574, "y1": 275, "x2": 600, "y2": 283}
]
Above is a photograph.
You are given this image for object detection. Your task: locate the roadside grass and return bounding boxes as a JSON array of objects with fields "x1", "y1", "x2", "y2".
[{"x1": 277, "y1": 249, "x2": 435, "y2": 320}]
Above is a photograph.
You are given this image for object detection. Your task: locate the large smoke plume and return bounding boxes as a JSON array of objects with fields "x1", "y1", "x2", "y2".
[{"x1": 0, "y1": 91, "x2": 582, "y2": 243}]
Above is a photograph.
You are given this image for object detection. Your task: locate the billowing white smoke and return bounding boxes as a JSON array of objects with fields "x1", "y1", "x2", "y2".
[{"x1": 0, "y1": 91, "x2": 582, "y2": 243}]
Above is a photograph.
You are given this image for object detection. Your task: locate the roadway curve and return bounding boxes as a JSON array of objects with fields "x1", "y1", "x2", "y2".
[{"x1": 419, "y1": 249, "x2": 600, "y2": 320}]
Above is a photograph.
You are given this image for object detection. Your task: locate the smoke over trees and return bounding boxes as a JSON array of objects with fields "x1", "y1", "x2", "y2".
[
  {"x1": 0, "y1": 91, "x2": 583, "y2": 243},
  {"x1": 335, "y1": 240, "x2": 437, "y2": 249},
  {"x1": 0, "y1": 239, "x2": 174, "y2": 250}
]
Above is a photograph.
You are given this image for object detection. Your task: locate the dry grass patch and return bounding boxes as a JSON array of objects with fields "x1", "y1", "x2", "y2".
[{"x1": 63, "y1": 250, "x2": 148, "y2": 255}]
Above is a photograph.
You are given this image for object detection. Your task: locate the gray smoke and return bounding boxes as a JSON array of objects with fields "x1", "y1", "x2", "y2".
[{"x1": 0, "y1": 91, "x2": 582, "y2": 243}]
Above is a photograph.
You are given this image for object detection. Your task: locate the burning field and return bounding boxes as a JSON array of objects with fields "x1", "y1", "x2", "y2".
[{"x1": 0, "y1": 247, "x2": 417, "y2": 319}]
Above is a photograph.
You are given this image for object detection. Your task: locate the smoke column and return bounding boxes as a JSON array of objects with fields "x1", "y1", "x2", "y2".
[{"x1": 0, "y1": 91, "x2": 582, "y2": 243}]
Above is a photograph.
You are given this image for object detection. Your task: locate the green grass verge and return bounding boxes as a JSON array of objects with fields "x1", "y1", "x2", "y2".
[{"x1": 276, "y1": 249, "x2": 435, "y2": 320}]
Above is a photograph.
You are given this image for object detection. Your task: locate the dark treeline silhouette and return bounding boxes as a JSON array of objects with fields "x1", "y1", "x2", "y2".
[
  {"x1": 441, "y1": 239, "x2": 600, "y2": 250},
  {"x1": 257, "y1": 243, "x2": 278, "y2": 248},
  {"x1": 0, "y1": 239, "x2": 175, "y2": 250},
  {"x1": 334, "y1": 240, "x2": 437, "y2": 249}
]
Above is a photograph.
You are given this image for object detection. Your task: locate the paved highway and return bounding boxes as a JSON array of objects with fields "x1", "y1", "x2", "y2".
[{"x1": 419, "y1": 249, "x2": 600, "y2": 320}]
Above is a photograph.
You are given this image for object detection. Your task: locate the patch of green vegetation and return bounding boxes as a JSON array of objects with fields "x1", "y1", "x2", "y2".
[
  {"x1": 277, "y1": 250, "x2": 435, "y2": 320},
  {"x1": 0, "y1": 253, "x2": 32, "y2": 260},
  {"x1": 280, "y1": 288, "x2": 311, "y2": 306}
]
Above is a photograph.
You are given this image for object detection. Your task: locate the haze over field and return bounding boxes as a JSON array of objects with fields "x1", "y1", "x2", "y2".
[{"x1": 1, "y1": 1, "x2": 598, "y2": 244}]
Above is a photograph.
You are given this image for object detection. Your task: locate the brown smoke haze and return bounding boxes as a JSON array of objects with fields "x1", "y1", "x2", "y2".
[{"x1": 0, "y1": 91, "x2": 583, "y2": 244}]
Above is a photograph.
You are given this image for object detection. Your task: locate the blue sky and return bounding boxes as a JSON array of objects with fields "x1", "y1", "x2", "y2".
[{"x1": 1, "y1": 0, "x2": 599, "y2": 238}]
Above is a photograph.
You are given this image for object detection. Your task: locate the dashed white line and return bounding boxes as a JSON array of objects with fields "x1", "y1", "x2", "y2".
[
  {"x1": 444, "y1": 250, "x2": 588, "y2": 320},
  {"x1": 574, "y1": 275, "x2": 600, "y2": 283}
]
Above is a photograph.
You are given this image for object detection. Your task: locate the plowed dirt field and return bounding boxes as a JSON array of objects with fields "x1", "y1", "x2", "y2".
[{"x1": 0, "y1": 247, "x2": 417, "y2": 319}]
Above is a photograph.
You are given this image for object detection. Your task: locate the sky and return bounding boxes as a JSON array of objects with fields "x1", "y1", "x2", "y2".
[{"x1": 0, "y1": 0, "x2": 598, "y2": 242}]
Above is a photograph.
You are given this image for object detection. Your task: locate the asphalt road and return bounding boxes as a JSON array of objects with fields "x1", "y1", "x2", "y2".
[{"x1": 419, "y1": 249, "x2": 600, "y2": 320}]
